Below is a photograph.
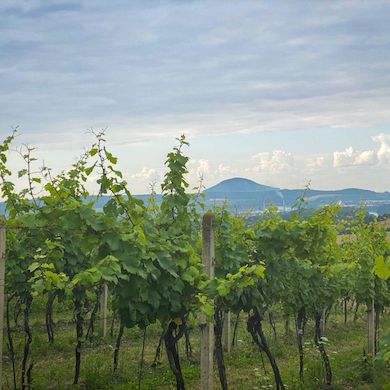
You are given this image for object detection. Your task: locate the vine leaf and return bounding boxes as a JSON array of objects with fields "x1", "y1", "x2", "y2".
[{"x1": 373, "y1": 255, "x2": 390, "y2": 280}]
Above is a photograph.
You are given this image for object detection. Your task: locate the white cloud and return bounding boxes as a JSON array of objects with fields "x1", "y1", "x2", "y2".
[
  {"x1": 185, "y1": 160, "x2": 238, "y2": 190},
  {"x1": 251, "y1": 150, "x2": 294, "y2": 174},
  {"x1": 333, "y1": 133, "x2": 390, "y2": 169},
  {"x1": 333, "y1": 147, "x2": 378, "y2": 168},
  {"x1": 216, "y1": 163, "x2": 233, "y2": 176},
  {"x1": 354, "y1": 150, "x2": 378, "y2": 166},
  {"x1": 188, "y1": 159, "x2": 211, "y2": 180},
  {"x1": 305, "y1": 155, "x2": 327, "y2": 170},
  {"x1": 373, "y1": 133, "x2": 390, "y2": 166},
  {"x1": 131, "y1": 167, "x2": 158, "y2": 181},
  {"x1": 196, "y1": 159, "x2": 211, "y2": 177}
]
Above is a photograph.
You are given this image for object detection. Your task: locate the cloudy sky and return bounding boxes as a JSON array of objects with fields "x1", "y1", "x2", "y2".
[{"x1": 1, "y1": 0, "x2": 389, "y2": 194}]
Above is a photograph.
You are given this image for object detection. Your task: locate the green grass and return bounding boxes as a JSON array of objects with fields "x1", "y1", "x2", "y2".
[{"x1": 2, "y1": 301, "x2": 390, "y2": 389}]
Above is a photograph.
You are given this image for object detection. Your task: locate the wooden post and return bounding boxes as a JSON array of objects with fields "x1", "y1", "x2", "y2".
[
  {"x1": 200, "y1": 213, "x2": 215, "y2": 390},
  {"x1": 222, "y1": 311, "x2": 231, "y2": 353},
  {"x1": 367, "y1": 299, "x2": 375, "y2": 357},
  {"x1": 99, "y1": 283, "x2": 108, "y2": 337},
  {"x1": 0, "y1": 226, "x2": 5, "y2": 390}
]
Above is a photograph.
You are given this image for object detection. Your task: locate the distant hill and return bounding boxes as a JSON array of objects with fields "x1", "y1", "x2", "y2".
[
  {"x1": 205, "y1": 178, "x2": 275, "y2": 193},
  {"x1": 1, "y1": 178, "x2": 389, "y2": 217},
  {"x1": 203, "y1": 177, "x2": 390, "y2": 215}
]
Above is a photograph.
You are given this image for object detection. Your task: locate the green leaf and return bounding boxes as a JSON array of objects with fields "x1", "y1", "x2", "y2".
[
  {"x1": 254, "y1": 265, "x2": 265, "y2": 279},
  {"x1": 18, "y1": 169, "x2": 27, "y2": 178},
  {"x1": 182, "y1": 271, "x2": 194, "y2": 283},
  {"x1": 104, "y1": 148, "x2": 118, "y2": 164},
  {"x1": 216, "y1": 282, "x2": 230, "y2": 297},
  {"x1": 84, "y1": 165, "x2": 95, "y2": 175},
  {"x1": 156, "y1": 254, "x2": 178, "y2": 278},
  {"x1": 372, "y1": 255, "x2": 390, "y2": 280},
  {"x1": 89, "y1": 147, "x2": 98, "y2": 156},
  {"x1": 28, "y1": 262, "x2": 41, "y2": 273},
  {"x1": 104, "y1": 232, "x2": 120, "y2": 251}
]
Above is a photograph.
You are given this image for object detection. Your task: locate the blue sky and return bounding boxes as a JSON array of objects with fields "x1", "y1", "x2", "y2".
[{"x1": 0, "y1": 0, "x2": 389, "y2": 193}]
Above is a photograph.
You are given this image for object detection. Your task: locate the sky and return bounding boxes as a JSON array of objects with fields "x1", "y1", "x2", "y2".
[{"x1": 0, "y1": 0, "x2": 389, "y2": 194}]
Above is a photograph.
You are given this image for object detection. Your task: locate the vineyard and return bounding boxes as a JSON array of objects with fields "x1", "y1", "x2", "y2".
[{"x1": 0, "y1": 131, "x2": 389, "y2": 390}]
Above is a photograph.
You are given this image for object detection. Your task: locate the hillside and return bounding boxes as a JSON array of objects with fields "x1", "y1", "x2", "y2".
[
  {"x1": 203, "y1": 177, "x2": 390, "y2": 215},
  {"x1": 205, "y1": 178, "x2": 275, "y2": 193},
  {"x1": 1, "y1": 178, "x2": 389, "y2": 216}
]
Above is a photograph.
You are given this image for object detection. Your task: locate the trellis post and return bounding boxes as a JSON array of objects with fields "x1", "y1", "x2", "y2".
[
  {"x1": 99, "y1": 283, "x2": 108, "y2": 337},
  {"x1": 200, "y1": 213, "x2": 215, "y2": 390},
  {"x1": 0, "y1": 226, "x2": 6, "y2": 390},
  {"x1": 367, "y1": 298, "x2": 375, "y2": 356}
]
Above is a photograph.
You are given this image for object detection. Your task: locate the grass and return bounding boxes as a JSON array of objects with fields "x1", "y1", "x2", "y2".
[{"x1": 2, "y1": 300, "x2": 390, "y2": 389}]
